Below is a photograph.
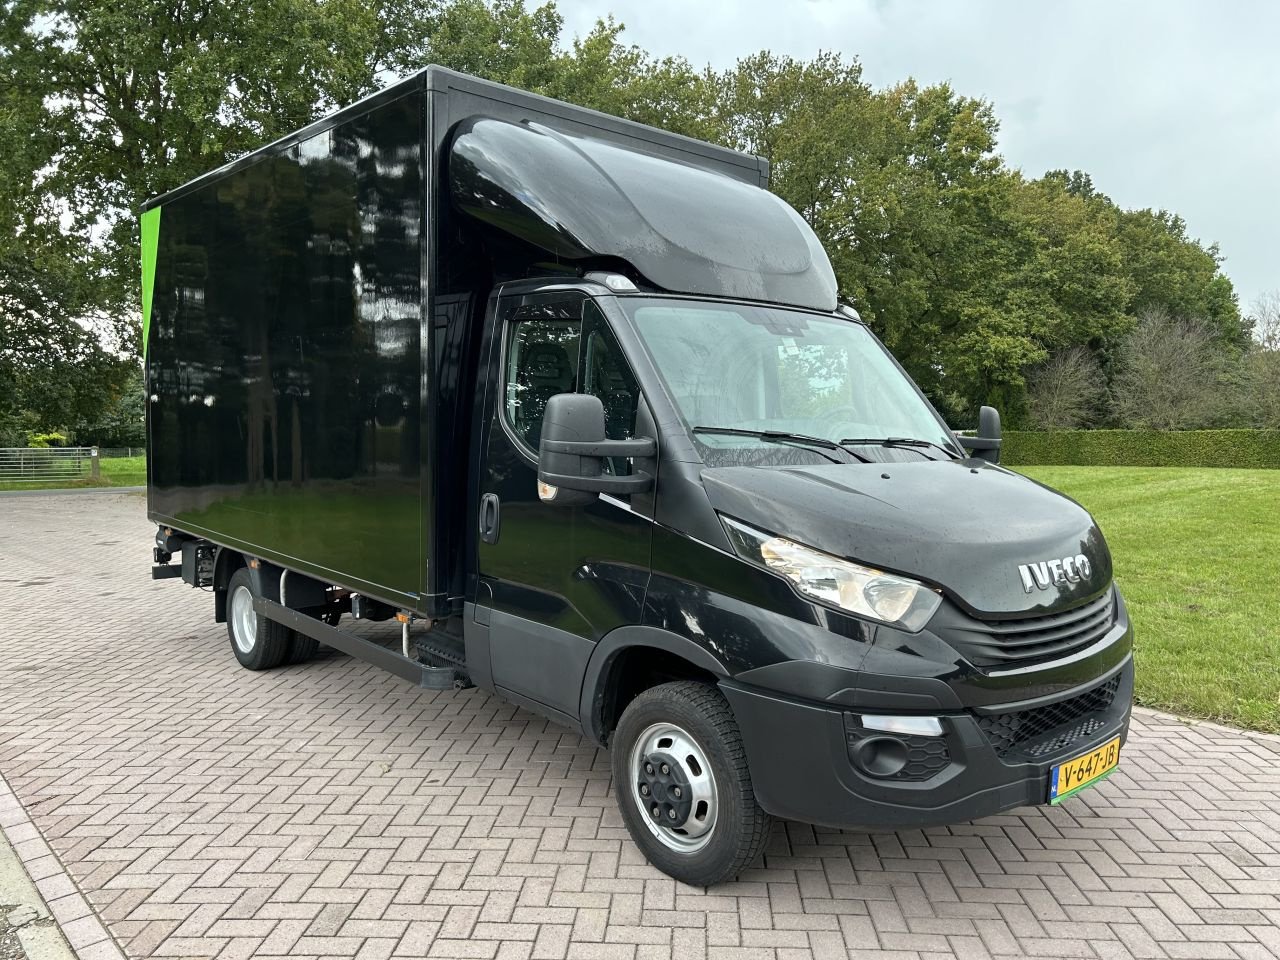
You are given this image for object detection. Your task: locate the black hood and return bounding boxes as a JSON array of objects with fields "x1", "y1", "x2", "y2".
[{"x1": 702, "y1": 459, "x2": 1112, "y2": 617}]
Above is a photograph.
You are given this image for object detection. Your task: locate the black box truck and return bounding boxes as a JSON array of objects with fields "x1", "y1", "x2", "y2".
[{"x1": 144, "y1": 67, "x2": 1133, "y2": 885}]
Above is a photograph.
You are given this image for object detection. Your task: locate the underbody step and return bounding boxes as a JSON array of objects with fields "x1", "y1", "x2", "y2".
[
  {"x1": 415, "y1": 629, "x2": 472, "y2": 690},
  {"x1": 414, "y1": 630, "x2": 466, "y2": 667}
]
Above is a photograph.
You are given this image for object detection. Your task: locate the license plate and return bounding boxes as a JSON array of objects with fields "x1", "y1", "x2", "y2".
[{"x1": 1049, "y1": 735, "x2": 1121, "y2": 804}]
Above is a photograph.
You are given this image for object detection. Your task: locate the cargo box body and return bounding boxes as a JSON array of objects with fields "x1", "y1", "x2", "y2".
[
  {"x1": 146, "y1": 85, "x2": 428, "y2": 608},
  {"x1": 144, "y1": 67, "x2": 768, "y2": 616}
]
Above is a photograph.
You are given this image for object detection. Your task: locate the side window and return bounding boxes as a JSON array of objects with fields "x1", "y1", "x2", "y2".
[
  {"x1": 500, "y1": 297, "x2": 642, "y2": 472},
  {"x1": 503, "y1": 302, "x2": 581, "y2": 449}
]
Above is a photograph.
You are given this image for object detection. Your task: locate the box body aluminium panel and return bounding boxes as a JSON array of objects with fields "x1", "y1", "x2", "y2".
[{"x1": 146, "y1": 89, "x2": 426, "y2": 607}]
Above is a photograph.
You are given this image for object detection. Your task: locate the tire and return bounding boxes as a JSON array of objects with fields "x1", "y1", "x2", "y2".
[
  {"x1": 282, "y1": 609, "x2": 326, "y2": 666},
  {"x1": 611, "y1": 680, "x2": 773, "y2": 886},
  {"x1": 285, "y1": 631, "x2": 319, "y2": 665},
  {"x1": 225, "y1": 567, "x2": 291, "y2": 670}
]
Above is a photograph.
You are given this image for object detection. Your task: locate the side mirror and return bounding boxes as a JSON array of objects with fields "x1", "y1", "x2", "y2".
[
  {"x1": 958, "y1": 405, "x2": 1002, "y2": 463},
  {"x1": 537, "y1": 393, "x2": 656, "y2": 505}
]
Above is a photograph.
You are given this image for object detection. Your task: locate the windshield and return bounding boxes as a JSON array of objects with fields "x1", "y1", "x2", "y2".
[{"x1": 621, "y1": 298, "x2": 958, "y2": 464}]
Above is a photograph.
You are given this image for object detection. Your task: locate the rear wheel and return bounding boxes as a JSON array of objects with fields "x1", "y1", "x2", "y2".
[
  {"x1": 284, "y1": 631, "x2": 319, "y2": 665},
  {"x1": 611, "y1": 681, "x2": 772, "y2": 886},
  {"x1": 226, "y1": 567, "x2": 291, "y2": 670}
]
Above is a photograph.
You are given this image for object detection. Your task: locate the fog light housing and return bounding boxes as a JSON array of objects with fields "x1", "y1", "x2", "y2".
[
  {"x1": 851, "y1": 735, "x2": 909, "y2": 778},
  {"x1": 844, "y1": 714, "x2": 952, "y2": 782}
]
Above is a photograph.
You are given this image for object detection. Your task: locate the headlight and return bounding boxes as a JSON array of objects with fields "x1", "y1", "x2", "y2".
[{"x1": 722, "y1": 516, "x2": 942, "y2": 632}]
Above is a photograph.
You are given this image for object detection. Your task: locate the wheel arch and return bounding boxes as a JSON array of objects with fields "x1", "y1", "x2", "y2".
[
  {"x1": 212, "y1": 549, "x2": 282, "y2": 622},
  {"x1": 579, "y1": 625, "x2": 730, "y2": 746}
]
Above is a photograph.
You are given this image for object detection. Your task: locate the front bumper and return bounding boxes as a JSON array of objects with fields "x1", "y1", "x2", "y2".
[{"x1": 721, "y1": 655, "x2": 1134, "y2": 829}]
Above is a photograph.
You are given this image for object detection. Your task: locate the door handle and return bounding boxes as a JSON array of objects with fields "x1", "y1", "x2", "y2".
[{"x1": 479, "y1": 493, "x2": 501, "y2": 544}]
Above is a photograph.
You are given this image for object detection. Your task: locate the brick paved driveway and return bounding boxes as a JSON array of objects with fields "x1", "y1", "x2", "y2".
[{"x1": 1, "y1": 491, "x2": 1279, "y2": 960}]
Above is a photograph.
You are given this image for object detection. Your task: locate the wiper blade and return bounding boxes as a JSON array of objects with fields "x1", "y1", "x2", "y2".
[
  {"x1": 692, "y1": 426, "x2": 866, "y2": 464},
  {"x1": 838, "y1": 437, "x2": 959, "y2": 460},
  {"x1": 697, "y1": 426, "x2": 838, "y2": 448}
]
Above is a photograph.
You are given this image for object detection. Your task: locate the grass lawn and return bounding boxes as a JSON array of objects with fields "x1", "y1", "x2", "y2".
[
  {"x1": 1020, "y1": 466, "x2": 1280, "y2": 734},
  {"x1": 0, "y1": 454, "x2": 145, "y2": 491}
]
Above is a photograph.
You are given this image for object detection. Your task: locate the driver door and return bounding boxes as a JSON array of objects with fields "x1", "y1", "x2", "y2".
[{"x1": 475, "y1": 289, "x2": 653, "y2": 721}]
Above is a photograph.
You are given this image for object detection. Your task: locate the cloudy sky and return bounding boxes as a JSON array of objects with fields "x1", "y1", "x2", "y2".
[{"x1": 558, "y1": 0, "x2": 1278, "y2": 316}]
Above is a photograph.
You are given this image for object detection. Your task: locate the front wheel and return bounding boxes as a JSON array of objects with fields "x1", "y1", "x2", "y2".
[{"x1": 611, "y1": 681, "x2": 772, "y2": 886}]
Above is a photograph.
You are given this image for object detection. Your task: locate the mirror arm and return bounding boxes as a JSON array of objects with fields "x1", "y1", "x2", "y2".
[
  {"x1": 957, "y1": 436, "x2": 1000, "y2": 452},
  {"x1": 539, "y1": 470, "x2": 653, "y2": 494},
  {"x1": 541, "y1": 437, "x2": 657, "y2": 458}
]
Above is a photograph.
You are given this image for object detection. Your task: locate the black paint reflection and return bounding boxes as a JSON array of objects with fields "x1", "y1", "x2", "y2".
[
  {"x1": 448, "y1": 116, "x2": 839, "y2": 312},
  {"x1": 148, "y1": 94, "x2": 424, "y2": 602}
]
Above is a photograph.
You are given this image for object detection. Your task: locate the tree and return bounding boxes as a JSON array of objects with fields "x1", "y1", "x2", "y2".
[
  {"x1": 543, "y1": 17, "x2": 721, "y2": 141},
  {"x1": 1248, "y1": 291, "x2": 1280, "y2": 354},
  {"x1": 1043, "y1": 169, "x2": 1110, "y2": 204},
  {"x1": 0, "y1": 229, "x2": 136, "y2": 444},
  {"x1": 1006, "y1": 174, "x2": 1135, "y2": 349},
  {"x1": 1026, "y1": 347, "x2": 1106, "y2": 429},
  {"x1": 1245, "y1": 292, "x2": 1280, "y2": 428},
  {"x1": 1111, "y1": 307, "x2": 1242, "y2": 430},
  {"x1": 1112, "y1": 208, "x2": 1245, "y2": 347},
  {"x1": 1, "y1": 14, "x2": 134, "y2": 444},
  {"x1": 412, "y1": 0, "x2": 561, "y2": 91},
  {"x1": 76, "y1": 365, "x2": 145, "y2": 447}
]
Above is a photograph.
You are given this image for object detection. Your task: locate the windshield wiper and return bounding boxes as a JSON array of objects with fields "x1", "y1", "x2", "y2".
[
  {"x1": 838, "y1": 437, "x2": 959, "y2": 460},
  {"x1": 692, "y1": 426, "x2": 869, "y2": 464}
]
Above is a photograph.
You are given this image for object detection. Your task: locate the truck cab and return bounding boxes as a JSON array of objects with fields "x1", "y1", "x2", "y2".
[
  {"x1": 144, "y1": 67, "x2": 1132, "y2": 886},
  {"x1": 462, "y1": 277, "x2": 1131, "y2": 882}
]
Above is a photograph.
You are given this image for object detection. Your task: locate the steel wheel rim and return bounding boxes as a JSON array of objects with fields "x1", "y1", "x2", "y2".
[
  {"x1": 628, "y1": 721, "x2": 718, "y2": 854},
  {"x1": 230, "y1": 584, "x2": 257, "y2": 654}
]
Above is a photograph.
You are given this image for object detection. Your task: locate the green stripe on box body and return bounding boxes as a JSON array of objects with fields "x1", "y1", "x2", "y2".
[{"x1": 140, "y1": 206, "x2": 162, "y2": 359}]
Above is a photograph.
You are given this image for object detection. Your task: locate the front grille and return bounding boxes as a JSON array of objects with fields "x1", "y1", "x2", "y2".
[
  {"x1": 949, "y1": 590, "x2": 1117, "y2": 666},
  {"x1": 978, "y1": 674, "x2": 1121, "y2": 759}
]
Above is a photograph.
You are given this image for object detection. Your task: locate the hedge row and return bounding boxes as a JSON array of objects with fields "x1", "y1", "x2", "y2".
[{"x1": 1001, "y1": 430, "x2": 1280, "y2": 469}]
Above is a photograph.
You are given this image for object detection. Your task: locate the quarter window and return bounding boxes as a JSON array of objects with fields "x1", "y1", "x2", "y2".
[{"x1": 582, "y1": 301, "x2": 640, "y2": 447}]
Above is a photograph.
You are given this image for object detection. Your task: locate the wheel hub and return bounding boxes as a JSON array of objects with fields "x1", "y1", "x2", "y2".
[
  {"x1": 230, "y1": 584, "x2": 257, "y2": 654},
  {"x1": 637, "y1": 751, "x2": 693, "y2": 827},
  {"x1": 628, "y1": 721, "x2": 719, "y2": 854}
]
